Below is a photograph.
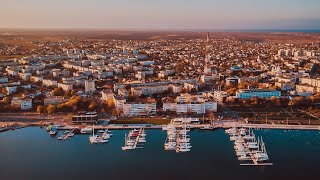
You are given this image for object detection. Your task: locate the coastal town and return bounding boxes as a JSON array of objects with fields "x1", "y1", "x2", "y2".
[
  {"x1": 1, "y1": 0, "x2": 320, "y2": 179},
  {"x1": 0, "y1": 31, "x2": 320, "y2": 130}
]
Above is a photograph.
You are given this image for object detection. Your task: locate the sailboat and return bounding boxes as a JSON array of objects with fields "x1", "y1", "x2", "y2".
[
  {"x1": 89, "y1": 125, "x2": 100, "y2": 144},
  {"x1": 176, "y1": 122, "x2": 191, "y2": 153},
  {"x1": 122, "y1": 133, "x2": 135, "y2": 150},
  {"x1": 254, "y1": 137, "x2": 269, "y2": 161}
]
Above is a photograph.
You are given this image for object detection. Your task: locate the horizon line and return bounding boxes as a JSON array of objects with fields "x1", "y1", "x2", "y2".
[{"x1": 1, "y1": 27, "x2": 320, "y2": 33}]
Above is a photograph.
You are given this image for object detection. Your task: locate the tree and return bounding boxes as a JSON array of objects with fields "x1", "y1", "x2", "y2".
[
  {"x1": 16, "y1": 87, "x2": 25, "y2": 93},
  {"x1": 88, "y1": 102, "x2": 97, "y2": 111},
  {"x1": 106, "y1": 98, "x2": 115, "y2": 109},
  {"x1": 270, "y1": 96, "x2": 281, "y2": 106},
  {"x1": 208, "y1": 111, "x2": 214, "y2": 123},
  {"x1": 37, "y1": 105, "x2": 44, "y2": 114},
  {"x1": 111, "y1": 108, "x2": 121, "y2": 117},
  {"x1": 47, "y1": 105, "x2": 56, "y2": 114},
  {"x1": 2, "y1": 97, "x2": 12, "y2": 103},
  {"x1": 51, "y1": 87, "x2": 64, "y2": 96},
  {"x1": 2, "y1": 88, "x2": 8, "y2": 95},
  {"x1": 64, "y1": 90, "x2": 72, "y2": 98}
]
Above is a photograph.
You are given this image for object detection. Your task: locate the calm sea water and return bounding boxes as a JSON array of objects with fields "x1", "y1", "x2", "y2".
[{"x1": 0, "y1": 127, "x2": 319, "y2": 180}]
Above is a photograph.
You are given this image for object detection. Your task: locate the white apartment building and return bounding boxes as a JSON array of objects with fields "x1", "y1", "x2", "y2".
[
  {"x1": 163, "y1": 93, "x2": 217, "y2": 114},
  {"x1": 131, "y1": 85, "x2": 173, "y2": 96},
  {"x1": 30, "y1": 76, "x2": 43, "y2": 83},
  {"x1": 163, "y1": 101, "x2": 217, "y2": 114},
  {"x1": 275, "y1": 81, "x2": 295, "y2": 91},
  {"x1": 44, "y1": 97, "x2": 69, "y2": 106},
  {"x1": 0, "y1": 77, "x2": 8, "y2": 83},
  {"x1": 43, "y1": 79, "x2": 58, "y2": 87},
  {"x1": 123, "y1": 103, "x2": 156, "y2": 116},
  {"x1": 5, "y1": 85, "x2": 31, "y2": 95},
  {"x1": 85, "y1": 80, "x2": 96, "y2": 93},
  {"x1": 295, "y1": 84, "x2": 315, "y2": 93},
  {"x1": 213, "y1": 91, "x2": 228, "y2": 104},
  {"x1": 113, "y1": 96, "x2": 126, "y2": 110},
  {"x1": 58, "y1": 83, "x2": 73, "y2": 92},
  {"x1": 300, "y1": 78, "x2": 320, "y2": 87},
  {"x1": 11, "y1": 98, "x2": 32, "y2": 110},
  {"x1": 184, "y1": 83, "x2": 198, "y2": 91}
]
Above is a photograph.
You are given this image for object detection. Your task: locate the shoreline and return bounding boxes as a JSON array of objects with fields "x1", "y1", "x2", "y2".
[{"x1": 1, "y1": 121, "x2": 319, "y2": 133}]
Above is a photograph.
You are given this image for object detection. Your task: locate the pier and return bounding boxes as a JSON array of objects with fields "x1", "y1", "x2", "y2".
[
  {"x1": 227, "y1": 128, "x2": 273, "y2": 166},
  {"x1": 122, "y1": 127, "x2": 146, "y2": 150}
]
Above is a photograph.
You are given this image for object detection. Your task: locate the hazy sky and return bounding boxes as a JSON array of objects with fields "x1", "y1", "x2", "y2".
[{"x1": 1, "y1": 0, "x2": 320, "y2": 29}]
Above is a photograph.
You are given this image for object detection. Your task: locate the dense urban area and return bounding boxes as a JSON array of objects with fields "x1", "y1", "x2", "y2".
[{"x1": 0, "y1": 30, "x2": 320, "y2": 126}]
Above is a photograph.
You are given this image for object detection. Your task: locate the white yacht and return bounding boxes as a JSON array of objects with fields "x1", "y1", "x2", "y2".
[
  {"x1": 81, "y1": 127, "x2": 92, "y2": 134},
  {"x1": 238, "y1": 154, "x2": 251, "y2": 161}
]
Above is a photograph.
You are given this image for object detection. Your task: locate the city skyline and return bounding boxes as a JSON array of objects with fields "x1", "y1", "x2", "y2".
[{"x1": 1, "y1": 0, "x2": 320, "y2": 30}]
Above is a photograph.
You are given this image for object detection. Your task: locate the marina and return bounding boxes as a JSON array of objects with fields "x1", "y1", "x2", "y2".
[
  {"x1": 122, "y1": 127, "x2": 147, "y2": 150},
  {"x1": 163, "y1": 121, "x2": 192, "y2": 152},
  {"x1": 0, "y1": 127, "x2": 320, "y2": 180},
  {"x1": 226, "y1": 127, "x2": 273, "y2": 166}
]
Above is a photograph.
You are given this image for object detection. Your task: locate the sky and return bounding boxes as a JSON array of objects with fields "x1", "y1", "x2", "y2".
[{"x1": 1, "y1": 0, "x2": 320, "y2": 30}]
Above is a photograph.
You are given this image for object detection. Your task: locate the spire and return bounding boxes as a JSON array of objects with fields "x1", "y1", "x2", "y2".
[{"x1": 204, "y1": 32, "x2": 211, "y2": 76}]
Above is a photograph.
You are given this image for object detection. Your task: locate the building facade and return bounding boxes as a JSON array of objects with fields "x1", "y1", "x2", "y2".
[{"x1": 236, "y1": 89, "x2": 281, "y2": 99}]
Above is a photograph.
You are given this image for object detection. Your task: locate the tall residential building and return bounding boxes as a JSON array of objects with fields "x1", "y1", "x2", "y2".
[{"x1": 85, "y1": 80, "x2": 96, "y2": 93}]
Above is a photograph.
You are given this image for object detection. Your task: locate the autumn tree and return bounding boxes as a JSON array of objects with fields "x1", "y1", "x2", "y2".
[
  {"x1": 2, "y1": 88, "x2": 8, "y2": 95},
  {"x1": 47, "y1": 104, "x2": 56, "y2": 114},
  {"x1": 51, "y1": 87, "x2": 64, "y2": 96},
  {"x1": 37, "y1": 105, "x2": 44, "y2": 114},
  {"x1": 88, "y1": 101, "x2": 98, "y2": 111}
]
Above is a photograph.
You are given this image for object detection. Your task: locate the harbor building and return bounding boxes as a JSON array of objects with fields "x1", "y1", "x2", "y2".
[{"x1": 72, "y1": 112, "x2": 98, "y2": 124}]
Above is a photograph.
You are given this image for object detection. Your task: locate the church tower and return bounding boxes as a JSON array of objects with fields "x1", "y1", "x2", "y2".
[{"x1": 204, "y1": 32, "x2": 211, "y2": 75}]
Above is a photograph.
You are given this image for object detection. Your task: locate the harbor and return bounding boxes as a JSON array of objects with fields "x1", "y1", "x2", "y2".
[
  {"x1": 1, "y1": 127, "x2": 319, "y2": 180},
  {"x1": 122, "y1": 127, "x2": 147, "y2": 150},
  {"x1": 226, "y1": 127, "x2": 273, "y2": 166}
]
